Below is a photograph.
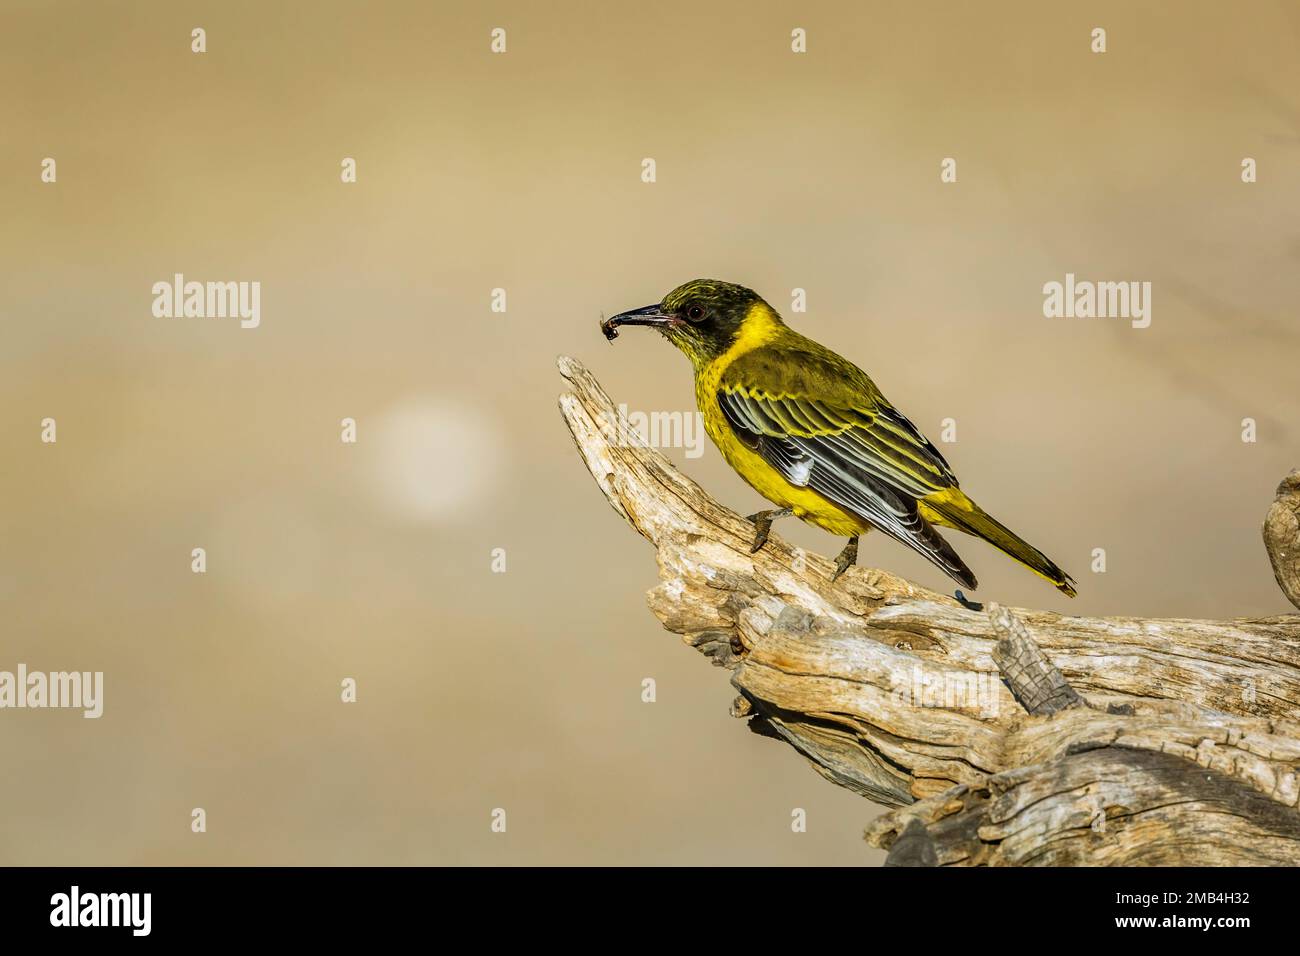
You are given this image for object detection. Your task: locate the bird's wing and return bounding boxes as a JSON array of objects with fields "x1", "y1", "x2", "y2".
[{"x1": 717, "y1": 346, "x2": 975, "y2": 587}]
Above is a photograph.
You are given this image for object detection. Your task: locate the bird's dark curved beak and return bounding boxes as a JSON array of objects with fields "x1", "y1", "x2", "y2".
[{"x1": 601, "y1": 304, "x2": 676, "y2": 341}]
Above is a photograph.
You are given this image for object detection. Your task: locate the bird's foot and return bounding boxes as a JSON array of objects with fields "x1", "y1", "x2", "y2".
[
  {"x1": 745, "y1": 508, "x2": 792, "y2": 554},
  {"x1": 831, "y1": 536, "x2": 859, "y2": 581},
  {"x1": 954, "y1": 589, "x2": 983, "y2": 611}
]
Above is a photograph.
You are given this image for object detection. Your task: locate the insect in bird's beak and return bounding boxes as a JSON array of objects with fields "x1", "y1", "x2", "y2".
[{"x1": 601, "y1": 303, "x2": 678, "y2": 341}]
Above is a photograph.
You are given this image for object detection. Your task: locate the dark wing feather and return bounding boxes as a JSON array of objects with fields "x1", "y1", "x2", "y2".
[{"x1": 718, "y1": 347, "x2": 976, "y2": 588}]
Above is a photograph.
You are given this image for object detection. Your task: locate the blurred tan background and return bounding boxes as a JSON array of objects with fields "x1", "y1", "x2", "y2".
[{"x1": 1, "y1": 0, "x2": 1297, "y2": 865}]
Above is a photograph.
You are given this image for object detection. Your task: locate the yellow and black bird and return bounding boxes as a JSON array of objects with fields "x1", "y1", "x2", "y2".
[{"x1": 601, "y1": 279, "x2": 1076, "y2": 597}]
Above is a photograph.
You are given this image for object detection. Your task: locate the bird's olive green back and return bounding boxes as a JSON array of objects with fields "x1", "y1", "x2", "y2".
[{"x1": 717, "y1": 345, "x2": 960, "y2": 499}]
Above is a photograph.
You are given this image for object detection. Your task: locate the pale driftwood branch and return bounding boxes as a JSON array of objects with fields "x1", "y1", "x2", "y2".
[{"x1": 559, "y1": 355, "x2": 1300, "y2": 865}]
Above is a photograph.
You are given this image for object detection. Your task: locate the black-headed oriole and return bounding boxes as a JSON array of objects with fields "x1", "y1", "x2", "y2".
[{"x1": 601, "y1": 279, "x2": 1076, "y2": 596}]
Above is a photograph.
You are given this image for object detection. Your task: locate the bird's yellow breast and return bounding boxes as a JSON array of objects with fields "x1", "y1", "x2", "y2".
[{"x1": 694, "y1": 304, "x2": 872, "y2": 538}]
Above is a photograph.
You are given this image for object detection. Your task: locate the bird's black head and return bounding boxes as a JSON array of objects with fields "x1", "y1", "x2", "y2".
[{"x1": 601, "y1": 279, "x2": 777, "y2": 365}]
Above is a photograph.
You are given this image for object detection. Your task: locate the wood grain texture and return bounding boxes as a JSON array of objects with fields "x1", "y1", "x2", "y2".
[{"x1": 559, "y1": 355, "x2": 1300, "y2": 865}]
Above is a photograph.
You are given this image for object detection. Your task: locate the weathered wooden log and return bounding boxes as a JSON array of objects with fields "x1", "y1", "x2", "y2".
[{"x1": 559, "y1": 355, "x2": 1300, "y2": 865}]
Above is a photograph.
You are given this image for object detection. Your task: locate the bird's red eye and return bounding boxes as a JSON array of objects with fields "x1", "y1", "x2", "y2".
[{"x1": 687, "y1": 305, "x2": 706, "y2": 322}]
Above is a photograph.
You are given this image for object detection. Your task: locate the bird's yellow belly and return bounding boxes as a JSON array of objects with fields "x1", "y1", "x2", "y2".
[{"x1": 701, "y1": 400, "x2": 872, "y2": 539}]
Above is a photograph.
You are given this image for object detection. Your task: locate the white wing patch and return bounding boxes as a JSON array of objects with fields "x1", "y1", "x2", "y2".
[{"x1": 787, "y1": 457, "x2": 814, "y2": 486}]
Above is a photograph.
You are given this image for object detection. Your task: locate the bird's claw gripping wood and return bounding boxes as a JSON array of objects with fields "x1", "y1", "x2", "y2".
[
  {"x1": 746, "y1": 507, "x2": 792, "y2": 554},
  {"x1": 832, "y1": 536, "x2": 859, "y2": 581}
]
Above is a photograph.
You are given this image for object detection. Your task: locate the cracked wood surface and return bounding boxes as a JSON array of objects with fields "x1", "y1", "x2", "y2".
[{"x1": 559, "y1": 355, "x2": 1300, "y2": 865}]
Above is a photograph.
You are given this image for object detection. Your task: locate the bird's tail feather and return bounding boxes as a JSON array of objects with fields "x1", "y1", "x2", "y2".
[
  {"x1": 910, "y1": 518, "x2": 978, "y2": 591},
  {"x1": 922, "y1": 492, "x2": 1077, "y2": 597}
]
